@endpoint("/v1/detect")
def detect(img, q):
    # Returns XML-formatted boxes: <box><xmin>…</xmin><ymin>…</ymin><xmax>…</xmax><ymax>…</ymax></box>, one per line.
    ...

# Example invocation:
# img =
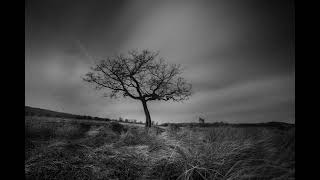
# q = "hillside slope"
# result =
<box><xmin>25</xmin><ymin>106</ymin><xmax>108</xmax><ymax>120</ymax></box>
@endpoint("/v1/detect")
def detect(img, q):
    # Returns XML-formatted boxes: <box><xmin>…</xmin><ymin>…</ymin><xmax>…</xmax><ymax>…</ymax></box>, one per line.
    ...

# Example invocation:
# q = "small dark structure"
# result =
<box><xmin>199</xmin><ymin>117</ymin><xmax>205</xmax><ymax>124</ymax></box>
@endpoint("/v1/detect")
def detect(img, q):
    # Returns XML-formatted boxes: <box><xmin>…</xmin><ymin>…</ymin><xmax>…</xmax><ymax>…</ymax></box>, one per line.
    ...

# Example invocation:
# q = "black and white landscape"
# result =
<box><xmin>25</xmin><ymin>0</ymin><xmax>295</xmax><ymax>179</ymax></box>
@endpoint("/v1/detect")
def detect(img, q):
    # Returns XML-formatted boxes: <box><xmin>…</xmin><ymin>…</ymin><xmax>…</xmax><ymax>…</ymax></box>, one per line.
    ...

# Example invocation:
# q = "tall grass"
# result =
<box><xmin>25</xmin><ymin>118</ymin><xmax>92</xmax><ymax>140</ymax></box>
<box><xmin>155</xmin><ymin>126</ymin><xmax>295</xmax><ymax>180</ymax></box>
<box><xmin>25</xmin><ymin>118</ymin><xmax>295</xmax><ymax>180</ymax></box>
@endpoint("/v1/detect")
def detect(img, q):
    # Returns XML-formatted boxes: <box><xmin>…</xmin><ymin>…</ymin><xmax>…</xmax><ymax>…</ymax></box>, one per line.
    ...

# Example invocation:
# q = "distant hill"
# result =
<box><xmin>161</xmin><ymin>121</ymin><xmax>295</xmax><ymax>130</ymax></box>
<box><xmin>26</xmin><ymin>106</ymin><xmax>294</xmax><ymax>130</ymax></box>
<box><xmin>25</xmin><ymin>106</ymin><xmax>110</xmax><ymax>121</ymax></box>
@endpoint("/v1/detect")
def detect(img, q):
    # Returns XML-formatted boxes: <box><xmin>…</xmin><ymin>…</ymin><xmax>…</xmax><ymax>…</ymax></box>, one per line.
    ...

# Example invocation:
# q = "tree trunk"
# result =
<box><xmin>141</xmin><ymin>100</ymin><xmax>152</xmax><ymax>127</ymax></box>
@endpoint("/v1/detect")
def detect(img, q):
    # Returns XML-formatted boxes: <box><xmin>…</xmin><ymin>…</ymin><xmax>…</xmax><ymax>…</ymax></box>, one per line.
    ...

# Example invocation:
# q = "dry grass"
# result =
<box><xmin>25</xmin><ymin>117</ymin><xmax>295</xmax><ymax>180</ymax></box>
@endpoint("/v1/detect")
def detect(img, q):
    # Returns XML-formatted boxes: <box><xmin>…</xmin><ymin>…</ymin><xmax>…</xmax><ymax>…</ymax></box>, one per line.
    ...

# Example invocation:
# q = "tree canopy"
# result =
<box><xmin>83</xmin><ymin>49</ymin><xmax>192</xmax><ymax>127</ymax></box>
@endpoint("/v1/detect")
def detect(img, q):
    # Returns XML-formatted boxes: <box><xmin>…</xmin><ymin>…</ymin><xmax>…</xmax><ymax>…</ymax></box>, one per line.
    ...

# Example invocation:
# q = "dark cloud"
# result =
<box><xmin>25</xmin><ymin>0</ymin><xmax>295</xmax><ymax>123</ymax></box>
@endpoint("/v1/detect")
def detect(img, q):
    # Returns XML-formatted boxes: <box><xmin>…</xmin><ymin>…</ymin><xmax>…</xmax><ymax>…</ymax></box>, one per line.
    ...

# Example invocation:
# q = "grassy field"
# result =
<box><xmin>25</xmin><ymin>116</ymin><xmax>295</xmax><ymax>180</ymax></box>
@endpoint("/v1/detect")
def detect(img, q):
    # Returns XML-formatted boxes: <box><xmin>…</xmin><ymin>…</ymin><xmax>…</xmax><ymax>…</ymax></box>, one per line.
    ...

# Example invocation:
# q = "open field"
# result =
<box><xmin>25</xmin><ymin>116</ymin><xmax>295</xmax><ymax>180</ymax></box>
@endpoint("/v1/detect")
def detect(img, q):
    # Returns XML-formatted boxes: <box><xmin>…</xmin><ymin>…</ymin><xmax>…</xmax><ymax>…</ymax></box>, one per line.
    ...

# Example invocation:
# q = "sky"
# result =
<box><xmin>25</xmin><ymin>0</ymin><xmax>295</xmax><ymax>124</ymax></box>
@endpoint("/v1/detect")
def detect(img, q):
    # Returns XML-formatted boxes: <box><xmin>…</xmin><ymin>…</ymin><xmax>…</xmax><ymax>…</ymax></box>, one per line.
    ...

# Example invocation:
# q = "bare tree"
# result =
<box><xmin>83</xmin><ymin>50</ymin><xmax>192</xmax><ymax>127</ymax></box>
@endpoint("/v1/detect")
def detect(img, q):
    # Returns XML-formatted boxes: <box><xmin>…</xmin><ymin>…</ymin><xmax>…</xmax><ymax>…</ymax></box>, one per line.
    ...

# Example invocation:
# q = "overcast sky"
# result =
<box><xmin>25</xmin><ymin>0</ymin><xmax>295</xmax><ymax>124</ymax></box>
